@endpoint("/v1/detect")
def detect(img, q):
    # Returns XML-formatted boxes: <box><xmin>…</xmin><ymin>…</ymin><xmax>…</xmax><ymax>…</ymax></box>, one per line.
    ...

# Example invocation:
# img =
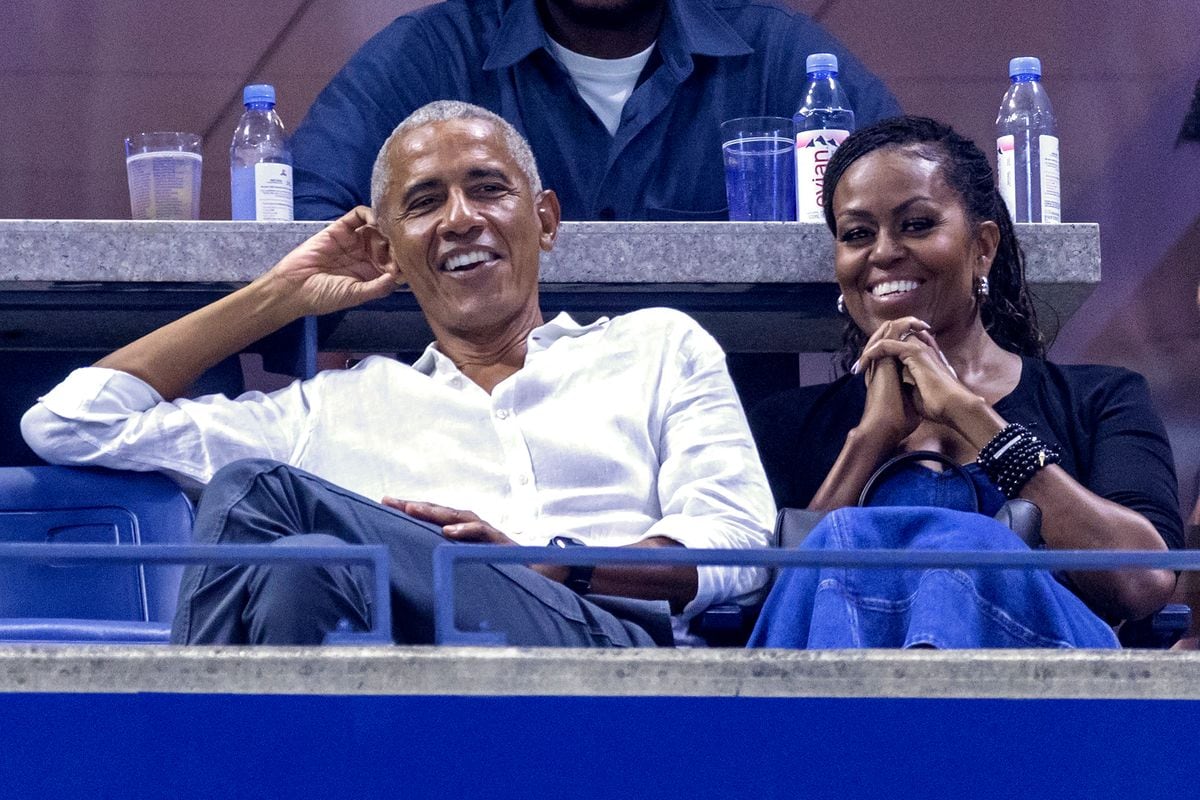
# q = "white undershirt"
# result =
<box><xmin>547</xmin><ymin>38</ymin><xmax>655</xmax><ymax>136</ymax></box>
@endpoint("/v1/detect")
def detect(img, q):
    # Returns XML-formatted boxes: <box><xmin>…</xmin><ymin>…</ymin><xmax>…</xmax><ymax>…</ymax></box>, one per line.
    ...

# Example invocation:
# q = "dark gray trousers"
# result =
<box><xmin>169</xmin><ymin>459</ymin><xmax>667</xmax><ymax>647</ymax></box>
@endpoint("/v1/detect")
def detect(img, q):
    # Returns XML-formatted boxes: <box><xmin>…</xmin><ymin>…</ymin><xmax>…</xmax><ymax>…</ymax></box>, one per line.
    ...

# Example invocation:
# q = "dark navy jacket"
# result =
<box><xmin>291</xmin><ymin>0</ymin><xmax>901</xmax><ymax>221</ymax></box>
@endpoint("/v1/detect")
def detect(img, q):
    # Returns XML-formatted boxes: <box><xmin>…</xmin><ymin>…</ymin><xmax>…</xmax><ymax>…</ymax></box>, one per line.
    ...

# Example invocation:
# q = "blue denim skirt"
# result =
<box><xmin>748</xmin><ymin>463</ymin><xmax>1119</xmax><ymax>649</ymax></box>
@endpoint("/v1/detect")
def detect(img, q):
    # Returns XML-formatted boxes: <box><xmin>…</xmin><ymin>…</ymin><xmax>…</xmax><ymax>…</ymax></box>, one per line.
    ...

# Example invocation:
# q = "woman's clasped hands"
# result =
<box><xmin>852</xmin><ymin>316</ymin><xmax>979</xmax><ymax>446</ymax></box>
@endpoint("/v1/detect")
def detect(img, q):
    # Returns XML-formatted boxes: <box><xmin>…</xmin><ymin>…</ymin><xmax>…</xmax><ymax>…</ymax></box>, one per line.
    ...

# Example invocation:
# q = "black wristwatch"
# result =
<box><xmin>549</xmin><ymin>536</ymin><xmax>594</xmax><ymax>595</ymax></box>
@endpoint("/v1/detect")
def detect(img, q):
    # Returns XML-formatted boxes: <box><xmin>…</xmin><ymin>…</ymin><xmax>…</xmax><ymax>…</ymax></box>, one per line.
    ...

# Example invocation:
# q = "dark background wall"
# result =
<box><xmin>3</xmin><ymin>0</ymin><xmax>1199</xmax><ymax>501</ymax></box>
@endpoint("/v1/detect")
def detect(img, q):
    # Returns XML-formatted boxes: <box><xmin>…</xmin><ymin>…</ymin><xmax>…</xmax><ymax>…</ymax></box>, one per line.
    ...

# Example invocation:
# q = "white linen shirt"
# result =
<box><xmin>22</xmin><ymin>309</ymin><xmax>775</xmax><ymax>631</ymax></box>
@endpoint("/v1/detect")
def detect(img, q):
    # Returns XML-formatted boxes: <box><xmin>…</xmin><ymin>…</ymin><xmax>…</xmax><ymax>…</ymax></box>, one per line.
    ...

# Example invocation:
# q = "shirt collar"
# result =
<box><xmin>483</xmin><ymin>0</ymin><xmax>750</xmax><ymax>72</ymax></box>
<box><xmin>483</xmin><ymin>0</ymin><xmax>553</xmax><ymax>71</ymax></box>
<box><xmin>528</xmin><ymin>311</ymin><xmax>608</xmax><ymax>353</ymax></box>
<box><xmin>411</xmin><ymin>312</ymin><xmax>608</xmax><ymax>378</ymax></box>
<box><xmin>666</xmin><ymin>0</ymin><xmax>752</xmax><ymax>58</ymax></box>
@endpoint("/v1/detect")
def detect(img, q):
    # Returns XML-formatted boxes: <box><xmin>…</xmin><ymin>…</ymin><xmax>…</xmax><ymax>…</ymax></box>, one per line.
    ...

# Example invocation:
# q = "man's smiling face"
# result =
<box><xmin>376</xmin><ymin>117</ymin><xmax>559</xmax><ymax>342</ymax></box>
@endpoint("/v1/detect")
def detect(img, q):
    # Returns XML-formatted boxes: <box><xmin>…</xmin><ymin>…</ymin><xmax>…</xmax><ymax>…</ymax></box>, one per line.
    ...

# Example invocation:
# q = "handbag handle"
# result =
<box><xmin>857</xmin><ymin>450</ymin><xmax>980</xmax><ymax>513</ymax></box>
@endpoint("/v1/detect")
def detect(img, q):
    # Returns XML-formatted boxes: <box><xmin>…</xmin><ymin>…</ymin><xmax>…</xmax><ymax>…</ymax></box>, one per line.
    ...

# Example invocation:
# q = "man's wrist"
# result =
<box><xmin>549</xmin><ymin>536</ymin><xmax>594</xmax><ymax>594</ymax></box>
<box><xmin>249</xmin><ymin>271</ymin><xmax>310</xmax><ymax>326</ymax></box>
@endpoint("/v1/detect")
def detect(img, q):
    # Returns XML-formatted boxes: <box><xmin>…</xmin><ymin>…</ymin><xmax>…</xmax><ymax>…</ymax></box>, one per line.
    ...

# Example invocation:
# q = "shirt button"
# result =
<box><xmin>495</xmin><ymin>409</ymin><xmax>509</xmax><ymax>420</ymax></box>
<box><xmin>518</xmin><ymin>475</ymin><xmax>530</xmax><ymax>486</ymax></box>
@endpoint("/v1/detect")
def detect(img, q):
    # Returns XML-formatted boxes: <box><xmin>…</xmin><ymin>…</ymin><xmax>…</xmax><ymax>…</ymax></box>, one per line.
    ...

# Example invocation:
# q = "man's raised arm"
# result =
<box><xmin>96</xmin><ymin>207</ymin><xmax>397</xmax><ymax>400</ymax></box>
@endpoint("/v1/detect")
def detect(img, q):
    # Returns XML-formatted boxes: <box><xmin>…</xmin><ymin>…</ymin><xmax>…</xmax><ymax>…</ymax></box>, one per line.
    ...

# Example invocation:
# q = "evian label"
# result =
<box><xmin>996</xmin><ymin>134</ymin><xmax>1016</xmax><ymax>220</ymax></box>
<box><xmin>795</xmin><ymin>129</ymin><xmax>849</xmax><ymax>222</ymax></box>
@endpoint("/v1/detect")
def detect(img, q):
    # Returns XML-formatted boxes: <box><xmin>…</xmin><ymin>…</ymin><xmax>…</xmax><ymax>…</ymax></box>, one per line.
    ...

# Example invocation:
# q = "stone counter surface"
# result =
<box><xmin>0</xmin><ymin>220</ymin><xmax>1099</xmax><ymax>284</ymax></box>
<box><xmin>1</xmin><ymin>646</ymin><xmax>1195</xmax><ymax>700</ymax></box>
<box><xmin>0</xmin><ymin>221</ymin><xmax>1100</xmax><ymax>352</ymax></box>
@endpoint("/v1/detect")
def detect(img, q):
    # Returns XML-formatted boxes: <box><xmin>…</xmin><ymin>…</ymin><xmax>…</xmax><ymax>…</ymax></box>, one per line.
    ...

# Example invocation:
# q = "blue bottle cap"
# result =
<box><xmin>1008</xmin><ymin>57</ymin><xmax>1042</xmax><ymax>79</ymax></box>
<box><xmin>243</xmin><ymin>84</ymin><xmax>276</xmax><ymax>106</ymax></box>
<box><xmin>806</xmin><ymin>53</ymin><xmax>838</xmax><ymax>74</ymax></box>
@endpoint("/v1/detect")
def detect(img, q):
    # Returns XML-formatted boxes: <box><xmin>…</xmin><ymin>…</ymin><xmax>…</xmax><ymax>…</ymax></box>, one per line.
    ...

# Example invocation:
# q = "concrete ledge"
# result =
<box><xmin>2</xmin><ymin>646</ymin><xmax>1198</xmax><ymax>700</ymax></box>
<box><xmin>0</xmin><ymin>221</ymin><xmax>1098</xmax><ymax>284</ymax></box>
<box><xmin>0</xmin><ymin>221</ymin><xmax>1099</xmax><ymax>352</ymax></box>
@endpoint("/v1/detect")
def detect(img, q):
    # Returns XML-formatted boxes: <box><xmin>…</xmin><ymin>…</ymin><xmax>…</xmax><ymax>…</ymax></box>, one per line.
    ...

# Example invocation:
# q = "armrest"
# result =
<box><xmin>1118</xmin><ymin>603</ymin><xmax>1192</xmax><ymax>649</ymax></box>
<box><xmin>0</xmin><ymin>618</ymin><xmax>171</xmax><ymax>644</ymax></box>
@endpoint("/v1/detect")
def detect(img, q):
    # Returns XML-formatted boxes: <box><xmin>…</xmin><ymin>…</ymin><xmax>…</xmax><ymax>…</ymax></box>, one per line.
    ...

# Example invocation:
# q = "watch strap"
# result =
<box><xmin>549</xmin><ymin>536</ymin><xmax>594</xmax><ymax>594</ymax></box>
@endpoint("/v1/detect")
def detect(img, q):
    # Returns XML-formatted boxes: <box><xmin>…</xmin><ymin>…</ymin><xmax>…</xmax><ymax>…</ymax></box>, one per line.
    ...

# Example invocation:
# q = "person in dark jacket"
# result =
<box><xmin>290</xmin><ymin>0</ymin><xmax>900</xmax><ymax>222</ymax></box>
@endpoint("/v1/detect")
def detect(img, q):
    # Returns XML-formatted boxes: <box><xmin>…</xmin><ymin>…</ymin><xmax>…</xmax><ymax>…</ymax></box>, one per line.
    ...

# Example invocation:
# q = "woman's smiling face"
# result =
<box><xmin>831</xmin><ymin>145</ymin><xmax>998</xmax><ymax>339</ymax></box>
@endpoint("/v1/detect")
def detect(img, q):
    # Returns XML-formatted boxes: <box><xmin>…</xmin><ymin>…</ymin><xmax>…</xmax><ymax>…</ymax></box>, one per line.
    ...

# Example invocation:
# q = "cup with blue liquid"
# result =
<box><xmin>721</xmin><ymin>117</ymin><xmax>796</xmax><ymax>221</ymax></box>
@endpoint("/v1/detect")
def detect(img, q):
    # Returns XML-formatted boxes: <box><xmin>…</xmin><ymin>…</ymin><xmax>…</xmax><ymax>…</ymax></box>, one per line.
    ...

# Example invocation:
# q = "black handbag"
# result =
<box><xmin>776</xmin><ymin>450</ymin><xmax>1043</xmax><ymax>549</ymax></box>
<box><xmin>860</xmin><ymin>450</ymin><xmax>1043</xmax><ymax>547</ymax></box>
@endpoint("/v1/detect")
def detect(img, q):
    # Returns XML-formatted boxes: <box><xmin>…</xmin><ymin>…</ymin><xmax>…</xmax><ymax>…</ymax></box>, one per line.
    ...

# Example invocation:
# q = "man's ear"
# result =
<box><xmin>362</xmin><ymin>217</ymin><xmax>405</xmax><ymax>286</ymax></box>
<box><xmin>535</xmin><ymin>189</ymin><xmax>562</xmax><ymax>252</ymax></box>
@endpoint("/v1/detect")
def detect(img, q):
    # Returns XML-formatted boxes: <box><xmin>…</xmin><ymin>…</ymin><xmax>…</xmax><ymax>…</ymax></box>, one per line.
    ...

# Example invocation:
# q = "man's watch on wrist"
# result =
<box><xmin>549</xmin><ymin>536</ymin><xmax>594</xmax><ymax>595</ymax></box>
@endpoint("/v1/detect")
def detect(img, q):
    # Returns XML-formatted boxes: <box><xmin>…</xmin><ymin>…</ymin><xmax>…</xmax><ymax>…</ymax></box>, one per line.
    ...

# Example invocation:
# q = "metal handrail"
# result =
<box><xmin>6</xmin><ymin>541</ymin><xmax>1193</xmax><ymax>647</ymax></box>
<box><xmin>432</xmin><ymin>544</ymin><xmax>1200</xmax><ymax>645</ymax></box>
<box><xmin>0</xmin><ymin>542</ymin><xmax>392</xmax><ymax>643</ymax></box>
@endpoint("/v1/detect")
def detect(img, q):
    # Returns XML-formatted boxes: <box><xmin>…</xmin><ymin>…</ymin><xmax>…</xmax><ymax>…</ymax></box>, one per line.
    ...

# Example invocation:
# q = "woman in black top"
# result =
<box><xmin>748</xmin><ymin>117</ymin><xmax>1179</xmax><ymax>647</ymax></box>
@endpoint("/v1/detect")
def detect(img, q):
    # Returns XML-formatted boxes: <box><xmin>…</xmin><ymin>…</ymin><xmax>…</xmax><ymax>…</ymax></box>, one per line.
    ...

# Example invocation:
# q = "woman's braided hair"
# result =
<box><xmin>821</xmin><ymin>115</ymin><xmax>1047</xmax><ymax>372</ymax></box>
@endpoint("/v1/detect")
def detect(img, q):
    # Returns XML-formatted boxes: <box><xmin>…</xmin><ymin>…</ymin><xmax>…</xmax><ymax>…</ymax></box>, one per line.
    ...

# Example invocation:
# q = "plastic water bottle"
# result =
<box><xmin>793</xmin><ymin>53</ymin><xmax>855</xmax><ymax>223</ymax></box>
<box><xmin>230</xmin><ymin>84</ymin><xmax>293</xmax><ymax>221</ymax></box>
<box><xmin>995</xmin><ymin>57</ymin><xmax>1060</xmax><ymax>223</ymax></box>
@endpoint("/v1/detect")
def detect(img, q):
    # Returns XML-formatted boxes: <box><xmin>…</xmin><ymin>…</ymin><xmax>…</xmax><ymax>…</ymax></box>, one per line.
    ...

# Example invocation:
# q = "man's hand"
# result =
<box><xmin>92</xmin><ymin>206</ymin><xmax>399</xmax><ymax>400</ymax></box>
<box><xmin>383</xmin><ymin>498</ymin><xmax>580</xmax><ymax>584</ymax></box>
<box><xmin>382</xmin><ymin>498</ymin><xmax>517</xmax><ymax>545</ymax></box>
<box><xmin>382</xmin><ymin>498</ymin><xmax>697</xmax><ymax>607</ymax></box>
<box><xmin>269</xmin><ymin>206</ymin><xmax>399</xmax><ymax>318</ymax></box>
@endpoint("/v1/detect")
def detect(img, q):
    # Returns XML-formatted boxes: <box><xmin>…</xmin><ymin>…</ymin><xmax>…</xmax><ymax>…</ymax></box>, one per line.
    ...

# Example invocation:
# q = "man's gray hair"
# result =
<box><xmin>370</xmin><ymin>100</ymin><xmax>543</xmax><ymax>209</ymax></box>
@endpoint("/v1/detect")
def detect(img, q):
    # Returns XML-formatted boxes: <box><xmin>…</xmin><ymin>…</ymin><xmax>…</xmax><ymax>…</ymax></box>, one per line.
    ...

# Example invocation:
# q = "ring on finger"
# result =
<box><xmin>898</xmin><ymin>329</ymin><xmax>915</xmax><ymax>342</ymax></box>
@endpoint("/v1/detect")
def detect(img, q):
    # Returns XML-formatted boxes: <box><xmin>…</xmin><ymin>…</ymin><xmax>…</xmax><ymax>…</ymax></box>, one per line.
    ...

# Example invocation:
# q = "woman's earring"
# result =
<box><xmin>975</xmin><ymin>276</ymin><xmax>990</xmax><ymax>299</ymax></box>
<box><xmin>836</xmin><ymin>294</ymin><xmax>846</xmax><ymax>314</ymax></box>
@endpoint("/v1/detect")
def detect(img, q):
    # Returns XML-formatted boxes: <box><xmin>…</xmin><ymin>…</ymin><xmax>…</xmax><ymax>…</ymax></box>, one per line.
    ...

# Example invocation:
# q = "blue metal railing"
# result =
<box><xmin>3</xmin><ymin>541</ymin><xmax>1196</xmax><ymax>646</ymax></box>
<box><xmin>0</xmin><ymin>543</ymin><xmax>392</xmax><ymax>644</ymax></box>
<box><xmin>431</xmin><ymin>545</ymin><xmax>1200</xmax><ymax>645</ymax></box>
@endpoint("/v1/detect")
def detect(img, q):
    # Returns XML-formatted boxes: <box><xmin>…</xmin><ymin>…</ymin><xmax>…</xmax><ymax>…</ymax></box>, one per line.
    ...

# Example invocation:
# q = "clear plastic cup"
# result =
<box><xmin>124</xmin><ymin>132</ymin><xmax>203</xmax><ymax>220</ymax></box>
<box><xmin>721</xmin><ymin>117</ymin><xmax>796</xmax><ymax>221</ymax></box>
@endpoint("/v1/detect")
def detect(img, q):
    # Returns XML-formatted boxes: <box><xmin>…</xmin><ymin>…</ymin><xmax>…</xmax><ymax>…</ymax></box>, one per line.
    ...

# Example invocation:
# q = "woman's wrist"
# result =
<box><xmin>943</xmin><ymin>393</ymin><xmax>1006</xmax><ymax>449</ymax></box>
<box><xmin>976</xmin><ymin>422</ymin><xmax>1063</xmax><ymax>499</ymax></box>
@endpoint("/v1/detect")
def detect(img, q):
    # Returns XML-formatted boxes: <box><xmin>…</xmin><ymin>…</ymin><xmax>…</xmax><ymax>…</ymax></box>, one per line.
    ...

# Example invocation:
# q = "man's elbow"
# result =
<box><xmin>20</xmin><ymin>404</ymin><xmax>83</xmax><ymax>465</ymax></box>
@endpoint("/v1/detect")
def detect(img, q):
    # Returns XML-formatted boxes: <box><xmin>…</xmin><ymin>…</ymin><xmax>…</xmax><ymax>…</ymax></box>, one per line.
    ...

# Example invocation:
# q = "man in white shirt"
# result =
<box><xmin>22</xmin><ymin>100</ymin><xmax>774</xmax><ymax>647</ymax></box>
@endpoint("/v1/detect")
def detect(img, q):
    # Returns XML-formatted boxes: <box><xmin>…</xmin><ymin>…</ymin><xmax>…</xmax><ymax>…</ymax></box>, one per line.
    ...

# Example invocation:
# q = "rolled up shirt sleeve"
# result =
<box><xmin>640</xmin><ymin>318</ymin><xmax>776</xmax><ymax>620</ymax></box>
<box><xmin>22</xmin><ymin>367</ymin><xmax>309</xmax><ymax>489</ymax></box>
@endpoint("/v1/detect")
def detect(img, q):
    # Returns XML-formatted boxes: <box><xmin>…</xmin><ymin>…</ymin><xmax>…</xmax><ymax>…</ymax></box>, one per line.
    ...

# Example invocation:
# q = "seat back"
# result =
<box><xmin>0</xmin><ymin>466</ymin><xmax>194</xmax><ymax>626</ymax></box>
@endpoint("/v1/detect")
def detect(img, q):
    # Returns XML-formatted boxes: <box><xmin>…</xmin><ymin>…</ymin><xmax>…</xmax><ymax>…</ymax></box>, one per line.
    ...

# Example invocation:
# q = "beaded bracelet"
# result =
<box><xmin>977</xmin><ymin>422</ymin><xmax>1030</xmax><ymax>465</ymax></box>
<box><xmin>977</xmin><ymin>423</ymin><xmax>1062</xmax><ymax>499</ymax></box>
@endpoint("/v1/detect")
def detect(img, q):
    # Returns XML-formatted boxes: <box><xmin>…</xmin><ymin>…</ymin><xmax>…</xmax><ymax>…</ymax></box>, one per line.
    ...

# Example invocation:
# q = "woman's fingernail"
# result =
<box><xmin>851</xmin><ymin>361</ymin><xmax>860</xmax><ymax>375</ymax></box>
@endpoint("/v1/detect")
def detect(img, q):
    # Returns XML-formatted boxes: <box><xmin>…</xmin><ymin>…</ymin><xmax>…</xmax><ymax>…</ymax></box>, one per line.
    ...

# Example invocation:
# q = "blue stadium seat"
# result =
<box><xmin>0</xmin><ymin>465</ymin><xmax>194</xmax><ymax>643</ymax></box>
